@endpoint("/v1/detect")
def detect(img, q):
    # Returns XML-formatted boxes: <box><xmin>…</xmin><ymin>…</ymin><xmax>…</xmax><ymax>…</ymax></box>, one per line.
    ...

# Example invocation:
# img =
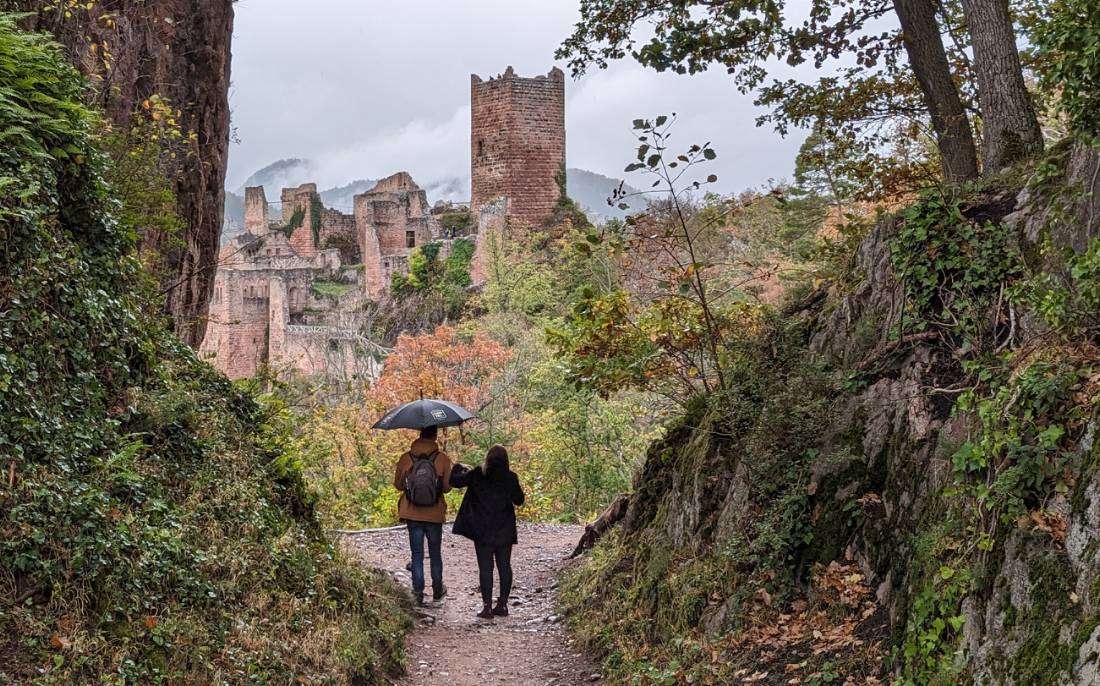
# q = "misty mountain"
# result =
<box><xmin>236</xmin><ymin>158</ymin><xmax>315</xmax><ymax>194</ymax></box>
<box><xmin>223</xmin><ymin>160</ymin><xmax>647</xmax><ymax>243</ymax></box>
<box><xmin>319</xmin><ymin>179</ymin><xmax>378</xmax><ymax>211</ymax></box>
<box><xmin>565</xmin><ymin>168</ymin><xmax>645</xmax><ymax>221</ymax></box>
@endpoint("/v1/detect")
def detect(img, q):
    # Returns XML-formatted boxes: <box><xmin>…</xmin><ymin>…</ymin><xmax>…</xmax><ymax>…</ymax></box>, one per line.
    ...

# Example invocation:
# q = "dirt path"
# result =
<box><xmin>344</xmin><ymin>522</ymin><xmax>604</xmax><ymax>686</ymax></box>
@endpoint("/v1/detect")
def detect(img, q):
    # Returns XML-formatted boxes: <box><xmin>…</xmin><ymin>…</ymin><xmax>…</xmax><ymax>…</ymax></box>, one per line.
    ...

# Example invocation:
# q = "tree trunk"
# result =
<box><xmin>892</xmin><ymin>0</ymin><xmax>980</xmax><ymax>183</ymax></box>
<box><xmin>960</xmin><ymin>0</ymin><xmax>1043</xmax><ymax>172</ymax></box>
<box><xmin>18</xmin><ymin>1</ymin><xmax>234</xmax><ymax>348</ymax></box>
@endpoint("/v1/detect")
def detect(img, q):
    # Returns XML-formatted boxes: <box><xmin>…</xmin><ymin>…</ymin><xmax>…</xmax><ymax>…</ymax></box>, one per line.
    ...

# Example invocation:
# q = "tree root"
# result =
<box><xmin>569</xmin><ymin>493</ymin><xmax>630</xmax><ymax>559</ymax></box>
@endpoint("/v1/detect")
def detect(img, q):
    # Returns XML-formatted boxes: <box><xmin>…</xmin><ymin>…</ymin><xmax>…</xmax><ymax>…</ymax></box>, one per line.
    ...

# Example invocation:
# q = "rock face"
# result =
<box><xmin>17</xmin><ymin>0</ymin><xmax>234</xmax><ymax>348</ymax></box>
<box><xmin>576</xmin><ymin>141</ymin><xmax>1100</xmax><ymax>683</ymax></box>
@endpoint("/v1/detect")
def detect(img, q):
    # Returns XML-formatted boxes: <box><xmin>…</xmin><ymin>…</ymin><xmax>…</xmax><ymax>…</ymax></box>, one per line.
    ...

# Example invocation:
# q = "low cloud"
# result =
<box><xmin>226</xmin><ymin>0</ymin><xmax>809</xmax><ymax>199</ymax></box>
<box><xmin>310</xmin><ymin>106</ymin><xmax>471</xmax><ymax>198</ymax></box>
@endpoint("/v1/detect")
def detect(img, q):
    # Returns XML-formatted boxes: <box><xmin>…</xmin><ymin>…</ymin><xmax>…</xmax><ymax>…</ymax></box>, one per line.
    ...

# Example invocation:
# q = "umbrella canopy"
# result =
<box><xmin>372</xmin><ymin>398</ymin><xmax>476</xmax><ymax>430</ymax></box>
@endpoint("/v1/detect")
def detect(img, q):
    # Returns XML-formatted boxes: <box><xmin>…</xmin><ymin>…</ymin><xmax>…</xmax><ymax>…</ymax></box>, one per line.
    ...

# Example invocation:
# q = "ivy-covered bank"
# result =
<box><xmin>0</xmin><ymin>17</ymin><xmax>409</xmax><ymax>684</ymax></box>
<box><xmin>560</xmin><ymin>142</ymin><xmax>1100</xmax><ymax>685</ymax></box>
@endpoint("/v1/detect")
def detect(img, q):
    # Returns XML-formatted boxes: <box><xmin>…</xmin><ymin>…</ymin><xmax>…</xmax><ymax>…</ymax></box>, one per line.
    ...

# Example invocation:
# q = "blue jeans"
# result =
<box><xmin>406</xmin><ymin>520</ymin><xmax>443</xmax><ymax>598</ymax></box>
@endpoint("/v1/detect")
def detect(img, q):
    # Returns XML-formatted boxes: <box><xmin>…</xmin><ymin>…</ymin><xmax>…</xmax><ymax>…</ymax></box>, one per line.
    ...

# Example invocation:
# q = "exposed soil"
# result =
<box><xmin>344</xmin><ymin>522</ymin><xmax>604</xmax><ymax>686</ymax></box>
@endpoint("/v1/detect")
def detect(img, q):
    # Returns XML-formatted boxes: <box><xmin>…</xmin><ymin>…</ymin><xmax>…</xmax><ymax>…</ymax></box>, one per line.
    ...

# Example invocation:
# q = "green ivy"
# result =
<box><xmin>952</xmin><ymin>358</ymin><xmax>1085</xmax><ymax>525</ymax></box>
<box><xmin>281</xmin><ymin>205</ymin><xmax>305</xmax><ymax>237</ymax></box>
<box><xmin>1018</xmin><ymin>235</ymin><xmax>1100</xmax><ymax>338</ymax></box>
<box><xmin>895</xmin><ymin>563</ymin><xmax>972</xmax><ymax>685</ymax></box>
<box><xmin>310</xmin><ymin>195</ymin><xmax>323</xmax><ymax>247</ymax></box>
<box><xmin>1032</xmin><ymin>0</ymin><xmax>1100</xmax><ymax>137</ymax></box>
<box><xmin>889</xmin><ymin>189</ymin><xmax>1023</xmax><ymax>347</ymax></box>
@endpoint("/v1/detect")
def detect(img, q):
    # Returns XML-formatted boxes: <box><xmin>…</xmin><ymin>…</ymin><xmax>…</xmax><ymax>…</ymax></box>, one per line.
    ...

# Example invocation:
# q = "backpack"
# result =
<box><xmin>405</xmin><ymin>451</ymin><xmax>441</xmax><ymax>507</ymax></box>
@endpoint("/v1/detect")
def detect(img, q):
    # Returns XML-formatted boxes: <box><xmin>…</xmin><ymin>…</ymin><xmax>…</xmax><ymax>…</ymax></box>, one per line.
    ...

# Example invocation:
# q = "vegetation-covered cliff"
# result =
<box><xmin>0</xmin><ymin>16</ymin><xmax>408</xmax><ymax>684</ymax></box>
<box><xmin>560</xmin><ymin>144</ymin><xmax>1100</xmax><ymax>682</ymax></box>
<box><xmin>6</xmin><ymin>0</ymin><xmax>234</xmax><ymax>348</ymax></box>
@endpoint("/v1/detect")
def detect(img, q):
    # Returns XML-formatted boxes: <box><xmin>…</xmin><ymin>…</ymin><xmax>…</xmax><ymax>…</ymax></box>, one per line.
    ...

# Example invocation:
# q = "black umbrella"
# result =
<box><xmin>371</xmin><ymin>398</ymin><xmax>476</xmax><ymax>430</ymax></box>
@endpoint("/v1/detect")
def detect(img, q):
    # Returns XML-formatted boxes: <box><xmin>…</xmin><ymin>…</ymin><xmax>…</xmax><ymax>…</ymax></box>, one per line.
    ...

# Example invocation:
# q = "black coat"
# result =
<box><xmin>450</xmin><ymin>464</ymin><xmax>525</xmax><ymax>548</ymax></box>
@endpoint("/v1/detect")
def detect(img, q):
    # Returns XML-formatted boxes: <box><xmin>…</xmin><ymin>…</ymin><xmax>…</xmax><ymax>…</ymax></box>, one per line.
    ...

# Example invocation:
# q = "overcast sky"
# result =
<box><xmin>226</xmin><ymin>0</ymin><xmax>809</xmax><ymax>197</ymax></box>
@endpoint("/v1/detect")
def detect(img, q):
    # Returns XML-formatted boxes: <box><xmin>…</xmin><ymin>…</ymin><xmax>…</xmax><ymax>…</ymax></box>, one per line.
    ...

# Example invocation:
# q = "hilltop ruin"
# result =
<box><xmin>200</xmin><ymin>67</ymin><xmax>566</xmax><ymax>381</ymax></box>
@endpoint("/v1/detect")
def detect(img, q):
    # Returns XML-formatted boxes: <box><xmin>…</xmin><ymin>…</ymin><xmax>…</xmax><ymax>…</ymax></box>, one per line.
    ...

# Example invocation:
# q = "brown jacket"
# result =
<box><xmin>393</xmin><ymin>438</ymin><xmax>453</xmax><ymax>523</ymax></box>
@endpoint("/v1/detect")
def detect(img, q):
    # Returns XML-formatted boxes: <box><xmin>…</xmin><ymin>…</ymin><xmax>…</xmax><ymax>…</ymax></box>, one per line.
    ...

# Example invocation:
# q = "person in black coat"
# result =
<box><xmin>450</xmin><ymin>445</ymin><xmax>525</xmax><ymax>619</ymax></box>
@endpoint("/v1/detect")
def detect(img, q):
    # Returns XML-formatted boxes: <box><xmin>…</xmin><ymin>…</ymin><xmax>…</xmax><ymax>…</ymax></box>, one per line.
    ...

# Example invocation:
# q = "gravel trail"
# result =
<box><xmin>344</xmin><ymin>522</ymin><xmax>604</xmax><ymax>686</ymax></box>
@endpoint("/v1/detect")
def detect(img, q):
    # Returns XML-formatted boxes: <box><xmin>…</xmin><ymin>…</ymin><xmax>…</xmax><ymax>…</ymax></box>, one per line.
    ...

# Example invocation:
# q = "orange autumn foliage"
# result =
<box><xmin>366</xmin><ymin>324</ymin><xmax>511</xmax><ymax>416</ymax></box>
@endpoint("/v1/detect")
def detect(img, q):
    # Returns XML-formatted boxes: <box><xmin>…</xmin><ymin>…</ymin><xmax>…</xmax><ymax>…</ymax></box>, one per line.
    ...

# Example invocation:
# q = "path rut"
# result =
<box><xmin>345</xmin><ymin>522</ymin><xmax>604</xmax><ymax>686</ymax></box>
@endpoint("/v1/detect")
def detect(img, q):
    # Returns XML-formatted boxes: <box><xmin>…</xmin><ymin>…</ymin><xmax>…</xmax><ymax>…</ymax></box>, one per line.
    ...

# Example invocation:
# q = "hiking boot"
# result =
<box><xmin>415</xmin><ymin>593</ymin><xmax>425</xmax><ymax>607</ymax></box>
<box><xmin>432</xmin><ymin>584</ymin><xmax>448</xmax><ymax>602</ymax></box>
<box><xmin>476</xmin><ymin>603</ymin><xmax>494</xmax><ymax>619</ymax></box>
<box><xmin>492</xmin><ymin>598</ymin><xmax>509</xmax><ymax>617</ymax></box>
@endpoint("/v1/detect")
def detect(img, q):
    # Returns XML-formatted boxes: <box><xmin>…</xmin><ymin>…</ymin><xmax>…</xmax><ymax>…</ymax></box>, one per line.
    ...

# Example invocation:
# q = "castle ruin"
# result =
<box><xmin>202</xmin><ymin>67</ymin><xmax>567</xmax><ymax>381</ymax></box>
<box><xmin>471</xmin><ymin>66</ymin><xmax>566</xmax><ymax>229</ymax></box>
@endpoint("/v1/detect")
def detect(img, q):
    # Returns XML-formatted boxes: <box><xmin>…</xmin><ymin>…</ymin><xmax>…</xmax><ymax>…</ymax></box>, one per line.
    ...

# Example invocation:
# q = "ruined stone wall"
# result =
<box><xmin>282</xmin><ymin>184</ymin><xmax>321</xmax><ymax>259</ymax></box>
<box><xmin>199</xmin><ymin>250</ymin><xmax>352</xmax><ymax>379</ymax></box>
<box><xmin>199</xmin><ymin>269</ymin><xmax>271</xmax><ymax>379</ymax></box>
<box><xmin>272</xmin><ymin>183</ymin><xmax>358</xmax><ymax>261</ymax></box>
<box><xmin>470</xmin><ymin>197</ymin><xmax>509</xmax><ymax>286</ymax></box>
<box><xmin>355</xmin><ymin>172</ymin><xmax>437</xmax><ymax>298</ymax></box>
<box><xmin>244</xmin><ymin>186</ymin><xmax>269</xmax><ymax>236</ymax></box>
<box><xmin>274</xmin><ymin>327</ymin><xmax>381</xmax><ymax>384</ymax></box>
<box><xmin>318</xmin><ymin>208</ymin><xmax>360</xmax><ymax>263</ymax></box>
<box><xmin>471</xmin><ymin>66</ymin><xmax>565</xmax><ymax>231</ymax></box>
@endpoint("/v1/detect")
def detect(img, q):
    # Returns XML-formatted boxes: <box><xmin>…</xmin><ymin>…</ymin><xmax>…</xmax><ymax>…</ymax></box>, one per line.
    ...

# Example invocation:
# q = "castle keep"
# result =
<box><xmin>471</xmin><ymin>66</ymin><xmax>566</xmax><ymax>229</ymax></box>
<box><xmin>202</xmin><ymin>67</ymin><xmax>566</xmax><ymax>381</ymax></box>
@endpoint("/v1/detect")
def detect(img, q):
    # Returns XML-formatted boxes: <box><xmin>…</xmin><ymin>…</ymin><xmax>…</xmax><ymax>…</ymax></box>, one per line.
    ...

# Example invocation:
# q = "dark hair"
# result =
<box><xmin>420</xmin><ymin>426</ymin><xmax>438</xmax><ymax>440</ymax></box>
<box><xmin>484</xmin><ymin>445</ymin><xmax>509</xmax><ymax>476</ymax></box>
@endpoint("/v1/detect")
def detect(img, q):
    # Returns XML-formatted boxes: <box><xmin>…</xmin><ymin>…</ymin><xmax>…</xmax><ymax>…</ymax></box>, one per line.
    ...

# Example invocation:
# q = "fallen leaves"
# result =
<box><xmin>1027</xmin><ymin>509</ymin><xmax>1068</xmax><ymax>546</ymax></box>
<box><xmin>718</xmin><ymin>561</ymin><xmax>886</xmax><ymax>684</ymax></box>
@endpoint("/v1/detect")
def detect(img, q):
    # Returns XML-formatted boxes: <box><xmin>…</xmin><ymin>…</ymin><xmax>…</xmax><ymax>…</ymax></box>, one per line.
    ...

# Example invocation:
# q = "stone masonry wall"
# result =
<box><xmin>283</xmin><ymin>183</ymin><xmax>321</xmax><ymax>258</ymax></box>
<box><xmin>199</xmin><ymin>268</ymin><xmax>271</xmax><ymax>379</ymax></box>
<box><xmin>471</xmin><ymin>66</ymin><xmax>565</xmax><ymax>231</ymax></box>
<box><xmin>199</xmin><ymin>253</ymin><xmax>351</xmax><ymax>379</ymax></box>
<box><xmin>354</xmin><ymin>172</ymin><xmax>437</xmax><ymax>298</ymax></box>
<box><xmin>244</xmin><ymin>186</ymin><xmax>269</xmax><ymax>236</ymax></box>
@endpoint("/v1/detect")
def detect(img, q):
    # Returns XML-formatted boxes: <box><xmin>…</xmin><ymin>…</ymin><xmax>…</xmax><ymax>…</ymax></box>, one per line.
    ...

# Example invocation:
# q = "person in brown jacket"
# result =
<box><xmin>393</xmin><ymin>425</ymin><xmax>453</xmax><ymax>605</ymax></box>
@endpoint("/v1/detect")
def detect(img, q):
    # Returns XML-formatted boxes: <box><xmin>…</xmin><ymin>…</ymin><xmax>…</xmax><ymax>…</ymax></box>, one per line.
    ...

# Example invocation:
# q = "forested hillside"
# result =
<box><xmin>0</xmin><ymin>16</ymin><xmax>408</xmax><ymax>684</ymax></box>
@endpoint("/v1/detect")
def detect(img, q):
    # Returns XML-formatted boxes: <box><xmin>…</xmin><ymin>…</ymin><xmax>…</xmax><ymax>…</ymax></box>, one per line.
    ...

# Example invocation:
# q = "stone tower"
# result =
<box><xmin>244</xmin><ymin>186</ymin><xmax>269</xmax><ymax>236</ymax></box>
<box><xmin>470</xmin><ymin>66</ymin><xmax>566</xmax><ymax>229</ymax></box>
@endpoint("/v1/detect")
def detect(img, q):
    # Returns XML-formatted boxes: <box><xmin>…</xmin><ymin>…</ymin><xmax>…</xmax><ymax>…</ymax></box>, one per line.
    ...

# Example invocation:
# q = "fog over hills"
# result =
<box><xmin>222</xmin><ymin>160</ymin><xmax>644</xmax><ymax>243</ymax></box>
